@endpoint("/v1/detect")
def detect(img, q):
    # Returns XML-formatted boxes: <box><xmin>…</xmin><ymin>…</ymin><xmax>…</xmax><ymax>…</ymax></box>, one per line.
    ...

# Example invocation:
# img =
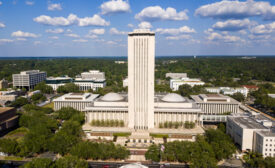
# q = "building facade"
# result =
<box><xmin>46</xmin><ymin>76</ymin><xmax>73</xmax><ymax>91</ymax></box>
<box><xmin>53</xmin><ymin>93</ymin><xmax>99</xmax><ymax>111</ymax></box>
<box><xmin>227</xmin><ymin>114</ymin><xmax>275</xmax><ymax>157</ymax></box>
<box><xmin>12</xmin><ymin>70</ymin><xmax>47</xmax><ymax>90</ymax></box>
<box><xmin>0</xmin><ymin>107</ymin><xmax>18</xmax><ymax>133</ymax></box>
<box><xmin>166</xmin><ymin>73</ymin><xmax>187</xmax><ymax>79</ymax></box>
<box><xmin>0</xmin><ymin>79</ymin><xmax>9</xmax><ymax>90</ymax></box>
<box><xmin>170</xmin><ymin>78</ymin><xmax>205</xmax><ymax>91</ymax></box>
<box><xmin>128</xmin><ymin>29</ymin><xmax>155</xmax><ymax>130</ymax></box>
<box><xmin>205</xmin><ymin>87</ymin><xmax>248</xmax><ymax>97</ymax></box>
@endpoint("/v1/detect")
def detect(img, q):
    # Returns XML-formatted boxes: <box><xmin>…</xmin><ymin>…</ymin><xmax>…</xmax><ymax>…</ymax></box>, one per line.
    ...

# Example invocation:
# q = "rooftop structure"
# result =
<box><xmin>81</xmin><ymin>70</ymin><xmax>105</xmax><ymax>80</ymax></box>
<box><xmin>74</xmin><ymin>70</ymin><xmax>106</xmax><ymax>91</ymax></box>
<box><xmin>12</xmin><ymin>70</ymin><xmax>47</xmax><ymax>90</ymax></box>
<box><xmin>166</xmin><ymin>73</ymin><xmax>187</xmax><ymax>79</ymax></box>
<box><xmin>268</xmin><ymin>94</ymin><xmax>275</xmax><ymax>99</ymax></box>
<box><xmin>46</xmin><ymin>76</ymin><xmax>73</xmax><ymax>91</ymax></box>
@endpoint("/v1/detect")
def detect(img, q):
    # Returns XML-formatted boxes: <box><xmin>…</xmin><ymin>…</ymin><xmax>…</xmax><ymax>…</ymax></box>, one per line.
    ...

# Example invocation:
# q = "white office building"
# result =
<box><xmin>227</xmin><ymin>114</ymin><xmax>275</xmax><ymax>157</ymax></box>
<box><xmin>123</xmin><ymin>77</ymin><xmax>128</xmax><ymax>87</ymax></box>
<box><xmin>81</xmin><ymin>70</ymin><xmax>105</xmax><ymax>80</ymax></box>
<box><xmin>74</xmin><ymin>70</ymin><xmax>106</xmax><ymax>91</ymax></box>
<box><xmin>53</xmin><ymin>93</ymin><xmax>99</xmax><ymax>111</ymax></box>
<box><xmin>205</xmin><ymin>87</ymin><xmax>248</xmax><ymax>97</ymax></box>
<box><xmin>12</xmin><ymin>70</ymin><xmax>47</xmax><ymax>90</ymax></box>
<box><xmin>170</xmin><ymin>78</ymin><xmax>205</xmax><ymax>91</ymax></box>
<box><xmin>46</xmin><ymin>76</ymin><xmax>73</xmax><ymax>91</ymax></box>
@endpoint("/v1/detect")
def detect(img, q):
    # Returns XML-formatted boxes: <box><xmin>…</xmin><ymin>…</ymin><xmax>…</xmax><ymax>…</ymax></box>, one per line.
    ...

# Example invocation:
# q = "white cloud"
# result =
<box><xmin>16</xmin><ymin>38</ymin><xmax>27</xmax><ymax>41</ymax></box>
<box><xmin>45</xmin><ymin>28</ymin><xmax>64</xmax><ymax>34</ymax></box>
<box><xmin>109</xmin><ymin>28</ymin><xmax>127</xmax><ymax>35</ymax></box>
<box><xmin>195</xmin><ymin>0</ymin><xmax>275</xmax><ymax>20</ymax></box>
<box><xmin>166</xmin><ymin>35</ymin><xmax>191</xmax><ymax>40</ymax></box>
<box><xmin>250</xmin><ymin>22</ymin><xmax>275</xmax><ymax>35</ymax></box>
<box><xmin>100</xmin><ymin>0</ymin><xmax>130</xmax><ymax>15</ymax></box>
<box><xmin>0</xmin><ymin>39</ymin><xmax>13</xmax><ymax>44</ymax></box>
<box><xmin>127</xmin><ymin>24</ymin><xmax>134</xmax><ymax>28</ymax></box>
<box><xmin>89</xmin><ymin>29</ymin><xmax>105</xmax><ymax>35</ymax></box>
<box><xmin>11</xmin><ymin>31</ymin><xmax>39</xmax><ymax>38</ymax></box>
<box><xmin>138</xmin><ymin>21</ymin><xmax>152</xmax><ymax>29</ymax></box>
<box><xmin>49</xmin><ymin>36</ymin><xmax>59</xmax><ymax>40</ymax></box>
<box><xmin>156</xmin><ymin>26</ymin><xmax>196</xmax><ymax>36</ymax></box>
<box><xmin>66</xmin><ymin>29</ymin><xmax>72</xmax><ymax>33</ymax></box>
<box><xmin>0</xmin><ymin>1</ymin><xmax>2</xmax><ymax>6</ymax></box>
<box><xmin>135</xmin><ymin>6</ymin><xmax>188</xmax><ymax>22</ymax></box>
<box><xmin>65</xmin><ymin>33</ymin><xmax>79</xmax><ymax>38</ymax></box>
<box><xmin>34</xmin><ymin>14</ymin><xmax>110</xmax><ymax>27</ymax></box>
<box><xmin>106</xmin><ymin>40</ymin><xmax>117</xmax><ymax>45</ymax></box>
<box><xmin>212</xmin><ymin>19</ymin><xmax>253</xmax><ymax>31</ymax></box>
<box><xmin>25</xmin><ymin>1</ymin><xmax>34</xmax><ymax>6</ymax></box>
<box><xmin>85</xmin><ymin>34</ymin><xmax>98</xmax><ymax>39</ymax></box>
<box><xmin>207</xmin><ymin>32</ymin><xmax>244</xmax><ymax>43</ymax></box>
<box><xmin>48</xmin><ymin>3</ymin><xmax>62</xmax><ymax>11</ymax></box>
<box><xmin>73</xmin><ymin>39</ymin><xmax>88</xmax><ymax>43</ymax></box>
<box><xmin>0</xmin><ymin>22</ymin><xmax>5</xmax><ymax>28</ymax></box>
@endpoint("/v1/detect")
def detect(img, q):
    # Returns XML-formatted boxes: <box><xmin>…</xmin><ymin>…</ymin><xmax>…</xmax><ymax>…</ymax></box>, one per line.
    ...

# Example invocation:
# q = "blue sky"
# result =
<box><xmin>1</xmin><ymin>0</ymin><xmax>275</xmax><ymax>56</ymax></box>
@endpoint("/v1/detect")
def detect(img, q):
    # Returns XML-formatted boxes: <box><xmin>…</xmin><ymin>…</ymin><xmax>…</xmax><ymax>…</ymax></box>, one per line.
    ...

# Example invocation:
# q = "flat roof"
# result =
<box><xmin>256</xmin><ymin>129</ymin><xmax>275</xmax><ymax>137</ymax></box>
<box><xmin>0</xmin><ymin>107</ymin><xmax>15</xmax><ymax>114</ymax></box>
<box><xmin>190</xmin><ymin>94</ymin><xmax>240</xmax><ymax>104</ymax></box>
<box><xmin>233</xmin><ymin>117</ymin><xmax>267</xmax><ymax>129</ymax></box>
<box><xmin>53</xmin><ymin>93</ymin><xmax>99</xmax><ymax>102</ymax></box>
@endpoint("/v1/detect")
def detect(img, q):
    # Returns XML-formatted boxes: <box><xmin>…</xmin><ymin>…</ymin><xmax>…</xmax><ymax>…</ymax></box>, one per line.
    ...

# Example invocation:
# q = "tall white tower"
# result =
<box><xmin>128</xmin><ymin>29</ymin><xmax>155</xmax><ymax>130</ymax></box>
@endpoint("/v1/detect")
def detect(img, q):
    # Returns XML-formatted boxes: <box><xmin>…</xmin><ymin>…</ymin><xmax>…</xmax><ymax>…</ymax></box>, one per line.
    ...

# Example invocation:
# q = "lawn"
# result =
<box><xmin>42</xmin><ymin>102</ymin><xmax>54</xmax><ymax>109</ymax></box>
<box><xmin>4</xmin><ymin>127</ymin><xmax>29</xmax><ymax>141</ymax></box>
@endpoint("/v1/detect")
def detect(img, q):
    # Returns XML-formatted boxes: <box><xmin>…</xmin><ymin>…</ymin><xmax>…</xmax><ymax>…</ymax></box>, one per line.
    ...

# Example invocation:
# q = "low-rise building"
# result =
<box><xmin>74</xmin><ymin>70</ymin><xmax>106</xmax><ymax>91</ymax></box>
<box><xmin>12</xmin><ymin>70</ymin><xmax>47</xmax><ymax>90</ymax></box>
<box><xmin>205</xmin><ymin>87</ymin><xmax>248</xmax><ymax>97</ymax></box>
<box><xmin>170</xmin><ymin>78</ymin><xmax>205</xmax><ymax>91</ymax></box>
<box><xmin>81</xmin><ymin>70</ymin><xmax>105</xmax><ymax>80</ymax></box>
<box><xmin>227</xmin><ymin>113</ymin><xmax>275</xmax><ymax>157</ymax></box>
<box><xmin>0</xmin><ymin>79</ymin><xmax>9</xmax><ymax>90</ymax></box>
<box><xmin>166</xmin><ymin>73</ymin><xmax>187</xmax><ymax>79</ymax></box>
<box><xmin>115</xmin><ymin>61</ymin><xmax>126</xmax><ymax>64</ymax></box>
<box><xmin>53</xmin><ymin>93</ymin><xmax>99</xmax><ymax>111</ymax></box>
<box><xmin>0</xmin><ymin>90</ymin><xmax>17</xmax><ymax>102</ymax></box>
<box><xmin>0</xmin><ymin>107</ymin><xmax>18</xmax><ymax>133</ymax></box>
<box><xmin>242</xmin><ymin>85</ymin><xmax>259</xmax><ymax>92</ymax></box>
<box><xmin>268</xmin><ymin>94</ymin><xmax>275</xmax><ymax>99</ymax></box>
<box><xmin>46</xmin><ymin>76</ymin><xmax>73</xmax><ymax>91</ymax></box>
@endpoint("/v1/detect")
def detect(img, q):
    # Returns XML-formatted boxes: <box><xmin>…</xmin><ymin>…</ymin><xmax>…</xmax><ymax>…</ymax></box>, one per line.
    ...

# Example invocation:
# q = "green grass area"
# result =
<box><xmin>4</xmin><ymin>156</ymin><xmax>24</xmax><ymax>161</ymax></box>
<box><xmin>4</xmin><ymin>127</ymin><xmax>29</xmax><ymax>141</ymax></box>
<box><xmin>113</xmin><ymin>132</ymin><xmax>131</xmax><ymax>137</ymax></box>
<box><xmin>42</xmin><ymin>102</ymin><xmax>54</xmax><ymax>109</ymax></box>
<box><xmin>150</xmin><ymin>133</ymin><xmax>169</xmax><ymax>138</ymax></box>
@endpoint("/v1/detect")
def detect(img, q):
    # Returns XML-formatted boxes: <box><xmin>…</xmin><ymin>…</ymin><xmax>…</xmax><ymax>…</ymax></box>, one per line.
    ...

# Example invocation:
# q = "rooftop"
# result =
<box><xmin>0</xmin><ymin>107</ymin><xmax>15</xmax><ymax>114</ymax></box>
<box><xmin>191</xmin><ymin>94</ymin><xmax>240</xmax><ymax>104</ymax></box>
<box><xmin>53</xmin><ymin>93</ymin><xmax>99</xmax><ymax>102</ymax></box>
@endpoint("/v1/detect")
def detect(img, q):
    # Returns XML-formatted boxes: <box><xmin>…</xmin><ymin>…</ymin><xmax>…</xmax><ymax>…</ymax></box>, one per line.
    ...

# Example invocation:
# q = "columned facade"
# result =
<box><xmin>128</xmin><ymin>29</ymin><xmax>155</xmax><ymax>130</ymax></box>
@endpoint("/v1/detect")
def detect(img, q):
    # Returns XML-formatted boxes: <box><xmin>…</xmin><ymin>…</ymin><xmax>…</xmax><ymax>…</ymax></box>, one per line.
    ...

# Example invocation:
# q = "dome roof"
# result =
<box><xmin>161</xmin><ymin>93</ymin><xmax>185</xmax><ymax>102</ymax></box>
<box><xmin>101</xmin><ymin>92</ymin><xmax>124</xmax><ymax>102</ymax></box>
<box><xmin>120</xmin><ymin>163</ymin><xmax>148</xmax><ymax>168</ymax></box>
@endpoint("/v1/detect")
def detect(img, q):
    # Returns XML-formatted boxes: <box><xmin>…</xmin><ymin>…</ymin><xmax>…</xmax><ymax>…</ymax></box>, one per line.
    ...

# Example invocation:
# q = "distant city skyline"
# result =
<box><xmin>1</xmin><ymin>0</ymin><xmax>275</xmax><ymax>56</ymax></box>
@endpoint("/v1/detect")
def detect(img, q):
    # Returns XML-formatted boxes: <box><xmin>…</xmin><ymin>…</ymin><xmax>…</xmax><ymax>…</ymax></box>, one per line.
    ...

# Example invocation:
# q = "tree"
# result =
<box><xmin>23</xmin><ymin>158</ymin><xmax>54</xmax><ymax>168</ymax></box>
<box><xmin>31</xmin><ymin>93</ymin><xmax>46</xmax><ymax>104</ymax></box>
<box><xmin>11</xmin><ymin>97</ymin><xmax>29</xmax><ymax>108</ymax></box>
<box><xmin>145</xmin><ymin>144</ymin><xmax>160</xmax><ymax>162</ymax></box>
<box><xmin>0</xmin><ymin>138</ymin><xmax>19</xmax><ymax>155</ymax></box>
<box><xmin>57</xmin><ymin>83</ymin><xmax>80</xmax><ymax>94</ymax></box>
<box><xmin>55</xmin><ymin>156</ymin><xmax>88</xmax><ymax>168</ymax></box>
<box><xmin>34</xmin><ymin>82</ymin><xmax>54</xmax><ymax>94</ymax></box>
<box><xmin>231</xmin><ymin>92</ymin><xmax>245</xmax><ymax>102</ymax></box>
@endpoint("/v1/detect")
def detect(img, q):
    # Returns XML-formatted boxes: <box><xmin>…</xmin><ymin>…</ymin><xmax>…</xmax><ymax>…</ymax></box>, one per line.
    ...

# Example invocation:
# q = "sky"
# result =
<box><xmin>1</xmin><ymin>0</ymin><xmax>275</xmax><ymax>56</ymax></box>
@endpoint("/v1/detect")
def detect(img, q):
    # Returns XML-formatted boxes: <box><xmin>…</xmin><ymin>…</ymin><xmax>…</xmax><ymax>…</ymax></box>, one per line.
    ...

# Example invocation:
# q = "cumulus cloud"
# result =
<box><xmin>25</xmin><ymin>1</ymin><xmax>34</xmax><ymax>6</ymax></box>
<box><xmin>0</xmin><ymin>22</ymin><xmax>5</xmax><ymax>28</ymax></box>
<box><xmin>212</xmin><ymin>19</ymin><xmax>253</xmax><ymax>31</ymax></box>
<box><xmin>65</xmin><ymin>33</ymin><xmax>79</xmax><ymax>38</ymax></box>
<box><xmin>45</xmin><ymin>28</ymin><xmax>64</xmax><ymax>34</ymax></box>
<box><xmin>89</xmin><ymin>28</ymin><xmax>105</xmax><ymax>35</ymax></box>
<box><xmin>100</xmin><ymin>0</ymin><xmax>130</xmax><ymax>15</ymax></box>
<box><xmin>16</xmin><ymin>38</ymin><xmax>27</xmax><ymax>41</ymax></box>
<box><xmin>48</xmin><ymin>3</ymin><xmax>62</xmax><ymax>11</ymax></box>
<box><xmin>85</xmin><ymin>34</ymin><xmax>98</xmax><ymax>39</ymax></box>
<box><xmin>135</xmin><ymin>6</ymin><xmax>188</xmax><ymax>22</ymax></box>
<box><xmin>73</xmin><ymin>39</ymin><xmax>88</xmax><ymax>43</ymax></box>
<box><xmin>156</xmin><ymin>26</ymin><xmax>196</xmax><ymax>36</ymax></box>
<box><xmin>106</xmin><ymin>40</ymin><xmax>117</xmax><ymax>45</ymax></box>
<box><xmin>206</xmin><ymin>32</ymin><xmax>244</xmax><ymax>43</ymax></box>
<box><xmin>33</xmin><ymin>14</ymin><xmax>110</xmax><ymax>27</ymax></box>
<box><xmin>127</xmin><ymin>24</ymin><xmax>134</xmax><ymax>28</ymax></box>
<box><xmin>195</xmin><ymin>0</ymin><xmax>275</xmax><ymax>20</ymax></box>
<box><xmin>138</xmin><ymin>21</ymin><xmax>152</xmax><ymax>29</ymax></box>
<box><xmin>0</xmin><ymin>1</ymin><xmax>2</xmax><ymax>6</ymax></box>
<box><xmin>250</xmin><ymin>22</ymin><xmax>275</xmax><ymax>35</ymax></box>
<box><xmin>11</xmin><ymin>31</ymin><xmax>39</xmax><ymax>38</ymax></box>
<box><xmin>109</xmin><ymin>28</ymin><xmax>127</xmax><ymax>35</ymax></box>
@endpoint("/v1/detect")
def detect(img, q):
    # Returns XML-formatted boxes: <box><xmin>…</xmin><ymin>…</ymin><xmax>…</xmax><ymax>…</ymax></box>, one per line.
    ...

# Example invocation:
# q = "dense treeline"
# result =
<box><xmin>243</xmin><ymin>152</ymin><xmax>275</xmax><ymax>168</ymax></box>
<box><xmin>145</xmin><ymin>126</ymin><xmax>236</xmax><ymax>167</ymax></box>
<box><xmin>0</xmin><ymin>57</ymin><xmax>275</xmax><ymax>89</ymax></box>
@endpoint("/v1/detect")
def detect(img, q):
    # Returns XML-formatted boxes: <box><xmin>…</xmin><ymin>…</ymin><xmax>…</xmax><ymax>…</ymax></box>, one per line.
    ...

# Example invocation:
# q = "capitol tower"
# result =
<box><xmin>128</xmin><ymin>29</ymin><xmax>155</xmax><ymax>130</ymax></box>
